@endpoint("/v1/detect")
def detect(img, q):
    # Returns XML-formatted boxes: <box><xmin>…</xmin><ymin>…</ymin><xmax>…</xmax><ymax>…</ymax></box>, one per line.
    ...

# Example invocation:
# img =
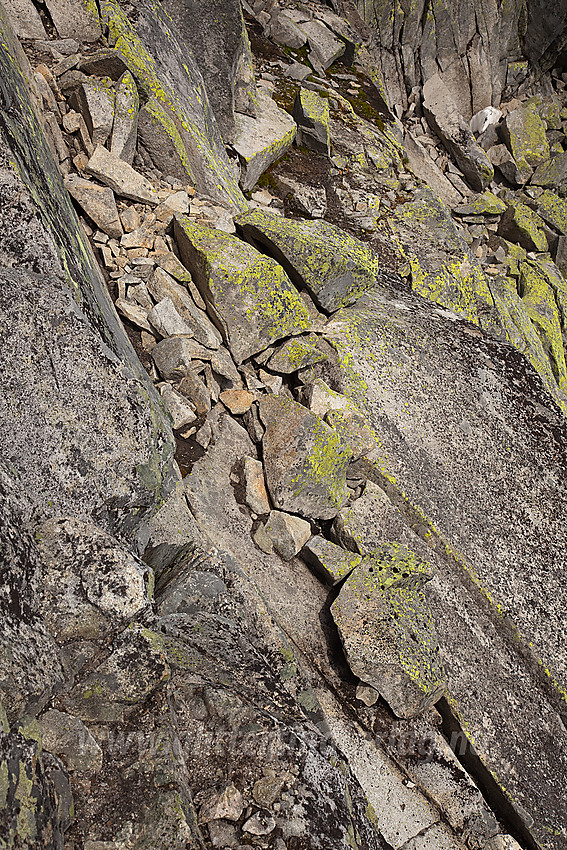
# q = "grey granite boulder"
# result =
<box><xmin>422</xmin><ymin>75</ymin><xmax>493</xmax><ymax>192</ymax></box>
<box><xmin>259</xmin><ymin>395</ymin><xmax>352</xmax><ymax>520</ymax></box>
<box><xmin>235</xmin><ymin>207</ymin><xmax>382</xmax><ymax>312</ymax></box>
<box><xmin>501</xmin><ymin>102</ymin><xmax>550</xmax><ymax>174</ymax></box>
<box><xmin>174</xmin><ymin>216</ymin><xmax>311</xmax><ymax>363</ymax></box>
<box><xmin>293</xmin><ymin>87</ymin><xmax>331</xmax><ymax>155</ymax></box>
<box><xmin>233</xmin><ymin>90</ymin><xmax>297</xmax><ymax>191</ymax></box>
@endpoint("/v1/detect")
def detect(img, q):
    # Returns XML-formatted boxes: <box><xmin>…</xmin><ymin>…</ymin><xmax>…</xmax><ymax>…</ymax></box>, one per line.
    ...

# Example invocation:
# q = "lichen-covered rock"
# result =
<box><xmin>453</xmin><ymin>191</ymin><xmax>506</xmax><ymax>217</ymax></box>
<box><xmin>519</xmin><ymin>259</ymin><xmax>567</xmax><ymax>392</ymax></box>
<box><xmin>0</xmin><ymin>707</ymin><xmax>73</xmax><ymax>849</ymax></box>
<box><xmin>531</xmin><ymin>150</ymin><xmax>567</xmax><ymax>187</ymax></box>
<box><xmin>301</xmin><ymin>535</ymin><xmax>361</xmax><ymax>584</ymax></box>
<box><xmin>110</xmin><ymin>70</ymin><xmax>139</xmax><ymax>163</ymax></box>
<box><xmin>502</xmin><ymin>102</ymin><xmax>550</xmax><ymax>173</ymax></box>
<box><xmin>332</xmin><ymin>479</ymin><xmax>394</xmax><ymax>554</ymax></box>
<box><xmin>267</xmin><ymin>334</ymin><xmax>326</xmax><ymax>373</ymax></box>
<box><xmin>331</xmin><ymin>545</ymin><xmax>445</xmax><ymax>718</ymax></box>
<box><xmin>497</xmin><ymin>203</ymin><xmax>548</xmax><ymax>252</ymax></box>
<box><xmin>422</xmin><ymin>75</ymin><xmax>493</xmax><ymax>192</ymax></box>
<box><xmin>536</xmin><ymin>190</ymin><xmax>567</xmax><ymax>237</ymax></box>
<box><xmin>233</xmin><ymin>90</ymin><xmax>296</xmax><ymax>191</ymax></box>
<box><xmin>259</xmin><ymin>395</ymin><xmax>352</xmax><ymax>520</ymax></box>
<box><xmin>174</xmin><ymin>216</ymin><xmax>311</xmax><ymax>363</ymax></box>
<box><xmin>37</xmin><ymin>709</ymin><xmax>103</xmax><ymax>774</ymax></box>
<box><xmin>137</xmin><ymin>96</ymin><xmax>194</xmax><ymax>183</ymax></box>
<box><xmin>235</xmin><ymin>207</ymin><xmax>382</xmax><ymax>312</ymax></box>
<box><xmin>293</xmin><ymin>87</ymin><xmax>331</xmax><ymax>155</ymax></box>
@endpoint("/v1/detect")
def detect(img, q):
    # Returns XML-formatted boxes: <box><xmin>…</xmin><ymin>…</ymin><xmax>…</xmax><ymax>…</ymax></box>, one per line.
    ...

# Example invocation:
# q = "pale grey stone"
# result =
<box><xmin>159</xmin><ymin>383</ymin><xmax>197</xmax><ymax>430</ymax></box>
<box><xmin>86</xmin><ymin>145</ymin><xmax>159</xmax><ymax>205</ymax></box>
<box><xmin>69</xmin><ymin>80</ymin><xmax>115</xmax><ymax>147</ymax></box>
<box><xmin>262</xmin><ymin>510</ymin><xmax>311</xmax><ymax>560</ymax></box>
<box><xmin>302</xmin><ymin>535</ymin><xmax>361</xmax><ymax>585</ymax></box>
<box><xmin>110</xmin><ymin>71</ymin><xmax>139</xmax><ymax>165</ymax></box>
<box><xmin>148</xmin><ymin>296</ymin><xmax>197</xmax><ymax>338</ymax></box>
<box><xmin>44</xmin><ymin>0</ymin><xmax>101</xmax><ymax>41</ymax></box>
<box><xmin>64</xmin><ymin>174</ymin><xmax>123</xmax><ymax>240</ymax></box>
<box><xmin>147</xmin><ymin>266</ymin><xmax>222</xmax><ymax>349</ymax></box>
<box><xmin>233</xmin><ymin>90</ymin><xmax>297</xmax><ymax>191</ymax></box>
<box><xmin>37</xmin><ymin>710</ymin><xmax>103</xmax><ymax>774</ymax></box>
<box><xmin>299</xmin><ymin>19</ymin><xmax>345</xmax><ymax>73</ymax></box>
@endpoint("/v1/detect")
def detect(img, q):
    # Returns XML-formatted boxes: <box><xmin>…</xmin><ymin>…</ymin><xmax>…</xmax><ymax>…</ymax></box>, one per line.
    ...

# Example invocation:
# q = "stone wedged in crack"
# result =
<box><xmin>233</xmin><ymin>89</ymin><xmax>297</xmax><ymax>191</ymax></box>
<box><xmin>301</xmin><ymin>535</ymin><xmax>361</xmax><ymax>585</ymax></box>
<box><xmin>331</xmin><ymin>544</ymin><xmax>445</xmax><ymax>718</ymax></box>
<box><xmin>235</xmin><ymin>207</ymin><xmax>382</xmax><ymax>313</ymax></box>
<box><xmin>68</xmin><ymin>77</ymin><xmax>115</xmax><ymax>147</ymax></box>
<box><xmin>44</xmin><ymin>0</ymin><xmax>101</xmax><ymax>41</ymax></box>
<box><xmin>422</xmin><ymin>75</ymin><xmax>493</xmax><ymax>192</ymax></box>
<box><xmin>37</xmin><ymin>709</ymin><xmax>103</xmax><ymax>774</ymax></box>
<box><xmin>261</xmin><ymin>509</ymin><xmax>311</xmax><ymax>560</ymax></box>
<box><xmin>110</xmin><ymin>70</ymin><xmax>139</xmax><ymax>164</ymax></box>
<box><xmin>293</xmin><ymin>86</ymin><xmax>331</xmax><ymax>155</ymax></box>
<box><xmin>497</xmin><ymin>203</ymin><xmax>548</xmax><ymax>252</ymax></box>
<box><xmin>86</xmin><ymin>144</ymin><xmax>159</xmax><ymax>204</ymax></box>
<box><xmin>174</xmin><ymin>215</ymin><xmax>311</xmax><ymax>363</ymax></box>
<box><xmin>64</xmin><ymin>173</ymin><xmax>123</xmax><ymax>239</ymax></box>
<box><xmin>501</xmin><ymin>102</ymin><xmax>550</xmax><ymax>173</ymax></box>
<box><xmin>259</xmin><ymin>394</ymin><xmax>352</xmax><ymax>520</ymax></box>
<box><xmin>531</xmin><ymin>150</ymin><xmax>567</xmax><ymax>188</ymax></box>
<box><xmin>535</xmin><ymin>190</ymin><xmax>567</xmax><ymax>237</ymax></box>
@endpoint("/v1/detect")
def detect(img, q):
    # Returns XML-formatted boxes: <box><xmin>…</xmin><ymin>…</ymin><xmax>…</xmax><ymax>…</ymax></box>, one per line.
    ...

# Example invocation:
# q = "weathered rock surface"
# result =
<box><xmin>233</xmin><ymin>90</ymin><xmax>296</xmax><ymax>191</ymax></box>
<box><xmin>293</xmin><ymin>86</ymin><xmax>331</xmax><ymax>155</ymax></box>
<box><xmin>174</xmin><ymin>215</ymin><xmax>311</xmax><ymax>362</ymax></box>
<box><xmin>64</xmin><ymin>173</ymin><xmax>123</xmax><ymax>239</ymax></box>
<box><xmin>236</xmin><ymin>207</ymin><xmax>382</xmax><ymax>312</ymax></box>
<box><xmin>86</xmin><ymin>144</ymin><xmax>159</xmax><ymax>204</ymax></box>
<box><xmin>259</xmin><ymin>394</ymin><xmax>352</xmax><ymax>520</ymax></box>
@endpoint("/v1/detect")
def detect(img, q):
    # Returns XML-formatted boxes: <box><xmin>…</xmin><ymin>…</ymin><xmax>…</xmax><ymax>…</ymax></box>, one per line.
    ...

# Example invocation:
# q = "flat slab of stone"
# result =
<box><xmin>44</xmin><ymin>0</ymin><xmax>101</xmax><ymax>41</ymax></box>
<box><xmin>267</xmin><ymin>335</ymin><xmax>326</xmax><ymax>373</ymax></box>
<box><xmin>331</xmin><ymin>545</ymin><xmax>445</xmax><ymax>718</ymax></box>
<box><xmin>423</xmin><ymin>75</ymin><xmax>493</xmax><ymax>192</ymax></box>
<box><xmin>64</xmin><ymin>174</ymin><xmax>123</xmax><ymax>240</ymax></box>
<box><xmin>502</xmin><ymin>102</ymin><xmax>550</xmax><ymax>171</ymax></box>
<box><xmin>235</xmin><ymin>207</ymin><xmax>382</xmax><ymax>313</ymax></box>
<box><xmin>86</xmin><ymin>145</ymin><xmax>159</xmax><ymax>205</ymax></box>
<box><xmin>535</xmin><ymin>190</ymin><xmax>567</xmax><ymax>236</ymax></box>
<box><xmin>531</xmin><ymin>150</ymin><xmax>567</xmax><ymax>187</ymax></box>
<box><xmin>2</xmin><ymin>0</ymin><xmax>46</xmax><ymax>38</ymax></box>
<box><xmin>299</xmin><ymin>19</ymin><xmax>345</xmax><ymax>72</ymax></box>
<box><xmin>111</xmin><ymin>71</ymin><xmax>139</xmax><ymax>164</ymax></box>
<box><xmin>497</xmin><ymin>203</ymin><xmax>548</xmax><ymax>252</ymax></box>
<box><xmin>174</xmin><ymin>216</ymin><xmax>311</xmax><ymax>363</ymax></box>
<box><xmin>233</xmin><ymin>90</ymin><xmax>296</xmax><ymax>191</ymax></box>
<box><xmin>69</xmin><ymin>79</ymin><xmax>115</xmax><ymax>147</ymax></box>
<box><xmin>259</xmin><ymin>394</ymin><xmax>351</xmax><ymax>520</ymax></box>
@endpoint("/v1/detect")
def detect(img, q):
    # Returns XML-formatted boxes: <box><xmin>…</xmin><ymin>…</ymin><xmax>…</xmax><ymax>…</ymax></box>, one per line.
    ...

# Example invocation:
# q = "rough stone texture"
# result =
<box><xmin>262</xmin><ymin>510</ymin><xmax>312</xmax><ymax>560</ymax></box>
<box><xmin>488</xmin><ymin>143</ymin><xmax>532</xmax><ymax>186</ymax></box>
<box><xmin>174</xmin><ymin>216</ymin><xmax>311</xmax><ymax>363</ymax></box>
<box><xmin>236</xmin><ymin>207</ymin><xmax>382</xmax><ymax>312</ymax></box>
<box><xmin>422</xmin><ymin>75</ymin><xmax>494</xmax><ymax>192</ymax></box>
<box><xmin>331</xmin><ymin>545</ymin><xmax>445</xmax><ymax>718</ymax></box>
<box><xmin>69</xmin><ymin>79</ymin><xmax>115</xmax><ymax>147</ymax></box>
<box><xmin>300</xmin><ymin>19</ymin><xmax>345</xmax><ymax>73</ymax></box>
<box><xmin>497</xmin><ymin>203</ymin><xmax>548</xmax><ymax>252</ymax></box>
<box><xmin>267</xmin><ymin>335</ymin><xmax>326</xmax><ymax>373</ymax></box>
<box><xmin>536</xmin><ymin>190</ymin><xmax>567</xmax><ymax>236</ymax></box>
<box><xmin>158</xmin><ymin>0</ymin><xmax>257</xmax><ymax>143</ymax></box>
<box><xmin>233</xmin><ymin>90</ymin><xmax>297</xmax><ymax>191</ymax></box>
<box><xmin>324</xmin><ymin>287</ymin><xmax>567</xmax><ymax>847</ymax></box>
<box><xmin>502</xmin><ymin>102</ymin><xmax>550</xmax><ymax>173</ymax></box>
<box><xmin>531</xmin><ymin>150</ymin><xmax>567</xmax><ymax>187</ymax></box>
<box><xmin>259</xmin><ymin>395</ymin><xmax>352</xmax><ymax>520</ymax></box>
<box><xmin>2</xmin><ymin>0</ymin><xmax>46</xmax><ymax>38</ymax></box>
<box><xmin>64</xmin><ymin>174</ymin><xmax>123</xmax><ymax>239</ymax></box>
<box><xmin>243</xmin><ymin>456</ymin><xmax>270</xmax><ymax>514</ymax></box>
<box><xmin>293</xmin><ymin>87</ymin><xmax>331</xmax><ymax>155</ymax></box>
<box><xmin>100</xmin><ymin>0</ymin><xmax>247</xmax><ymax>210</ymax></box>
<box><xmin>147</xmin><ymin>266</ymin><xmax>222</xmax><ymax>349</ymax></box>
<box><xmin>37</xmin><ymin>710</ymin><xmax>103</xmax><ymax>774</ymax></box>
<box><xmin>86</xmin><ymin>144</ymin><xmax>159</xmax><ymax>204</ymax></box>
<box><xmin>110</xmin><ymin>70</ymin><xmax>139</xmax><ymax>164</ymax></box>
<box><xmin>301</xmin><ymin>535</ymin><xmax>361</xmax><ymax>584</ymax></box>
<box><xmin>44</xmin><ymin>0</ymin><xmax>101</xmax><ymax>41</ymax></box>
<box><xmin>402</xmin><ymin>130</ymin><xmax>463</xmax><ymax>208</ymax></box>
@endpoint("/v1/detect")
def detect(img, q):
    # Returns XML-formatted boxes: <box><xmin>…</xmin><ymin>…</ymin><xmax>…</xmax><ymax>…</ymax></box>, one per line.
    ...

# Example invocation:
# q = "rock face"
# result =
<box><xmin>3</xmin><ymin>0</ymin><xmax>567</xmax><ymax>848</ymax></box>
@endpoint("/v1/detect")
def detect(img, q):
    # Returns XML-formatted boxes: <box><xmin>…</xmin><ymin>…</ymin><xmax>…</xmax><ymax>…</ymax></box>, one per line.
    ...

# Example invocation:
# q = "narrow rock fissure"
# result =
<box><xmin>436</xmin><ymin>696</ymin><xmax>540</xmax><ymax>850</ymax></box>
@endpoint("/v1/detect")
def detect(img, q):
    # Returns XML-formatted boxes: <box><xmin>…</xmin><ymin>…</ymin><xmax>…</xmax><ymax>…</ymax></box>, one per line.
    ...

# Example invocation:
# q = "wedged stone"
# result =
<box><xmin>488</xmin><ymin>144</ymin><xmax>532</xmax><ymax>186</ymax></box>
<box><xmin>2</xmin><ymin>0</ymin><xmax>46</xmax><ymax>38</ymax></box>
<box><xmin>242</xmin><ymin>810</ymin><xmax>276</xmax><ymax>836</ymax></box>
<box><xmin>174</xmin><ymin>216</ymin><xmax>311</xmax><ymax>363</ymax></box>
<box><xmin>115</xmin><ymin>298</ymin><xmax>152</xmax><ymax>331</ymax></box>
<box><xmin>235</xmin><ymin>207</ymin><xmax>381</xmax><ymax>313</ymax></box>
<box><xmin>293</xmin><ymin>87</ymin><xmax>330</xmax><ymax>156</ymax></box>
<box><xmin>501</xmin><ymin>103</ymin><xmax>550</xmax><ymax>173</ymax></box>
<box><xmin>148</xmin><ymin>296</ymin><xmax>196</xmax><ymax>338</ymax></box>
<box><xmin>276</xmin><ymin>175</ymin><xmax>327</xmax><ymax>218</ymax></box>
<box><xmin>422</xmin><ymin>75</ymin><xmax>493</xmax><ymax>192</ymax></box>
<box><xmin>177</xmin><ymin>371</ymin><xmax>211</xmax><ymax>417</ymax></box>
<box><xmin>531</xmin><ymin>151</ymin><xmax>567</xmax><ymax>187</ymax></box>
<box><xmin>219</xmin><ymin>389</ymin><xmax>254</xmax><ymax>414</ymax></box>
<box><xmin>155</xmin><ymin>252</ymin><xmax>205</xmax><ymax>306</ymax></box>
<box><xmin>325</xmin><ymin>406</ymin><xmax>377</xmax><ymax>461</ymax></box>
<box><xmin>147</xmin><ymin>266</ymin><xmax>221</xmax><ymax>349</ymax></box>
<box><xmin>271</xmin><ymin>10</ymin><xmax>307</xmax><ymax>49</ymax></box>
<box><xmin>497</xmin><ymin>203</ymin><xmax>548</xmax><ymax>252</ymax></box>
<box><xmin>34</xmin><ymin>516</ymin><xmax>151</xmax><ymax>643</ymax></box>
<box><xmin>262</xmin><ymin>510</ymin><xmax>311</xmax><ymax>560</ymax></box>
<box><xmin>299</xmin><ymin>19</ymin><xmax>345</xmax><ymax>72</ymax></box>
<box><xmin>285</xmin><ymin>61</ymin><xmax>312</xmax><ymax>82</ymax></box>
<box><xmin>332</xmin><ymin>479</ymin><xmax>393</xmax><ymax>554</ymax></box>
<box><xmin>402</xmin><ymin>130</ymin><xmax>463</xmax><ymax>208</ymax></box>
<box><xmin>78</xmin><ymin>48</ymin><xmax>129</xmax><ymax>79</ymax></box>
<box><xmin>69</xmin><ymin>79</ymin><xmax>115</xmax><ymax>147</ymax></box>
<box><xmin>259</xmin><ymin>395</ymin><xmax>351</xmax><ymax>520</ymax></box>
<box><xmin>301</xmin><ymin>535</ymin><xmax>361</xmax><ymax>585</ymax></box>
<box><xmin>152</xmin><ymin>336</ymin><xmax>213</xmax><ymax>381</ymax></box>
<box><xmin>453</xmin><ymin>191</ymin><xmax>506</xmax><ymax>217</ymax></box>
<box><xmin>331</xmin><ymin>545</ymin><xmax>445</xmax><ymax>718</ymax></box>
<box><xmin>37</xmin><ymin>710</ymin><xmax>103</xmax><ymax>774</ymax></box>
<box><xmin>44</xmin><ymin>0</ymin><xmax>101</xmax><ymax>41</ymax></box>
<box><xmin>267</xmin><ymin>335</ymin><xmax>326</xmax><ymax>373</ymax></box>
<box><xmin>535</xmin><ymin>190</ymin><xmax>567</xmax><ymax>236</ymax></box>
<box><xmin>233</xmin><ymin>90</ymin><xmax>296</xmax><ymax>191</ymax></box>
<box><xmin>86</xmin><ymin>145</ymin><xmax>159</xmax><ymax>205</ymax></box>
<box><xmin>137</xmin><ymin>97</ymin><xmax>193</xmax><ymax>183</ymax></box>
<box><xmin>64</xmin><ymin>174</ymin><xmax>123</xmax><ymax>240</ymax></box>
<box><xmin>198</xmin><ymin>782</ymin><xmax>244</xmax><ymax>824</ymax></box>
<box><xmin>159</xmin><ymin>383</ymin><xmax>196</xmax><ymax>431</ymax></box>
<box><xmin>111</xmin><ymin>71</ymin><xmax>139</xmax><ymax>164</ymax></box>
<box><xmin>243</xmin><ymin>456</ymin><xmax>270</xmax><ymax>515</ymax></box>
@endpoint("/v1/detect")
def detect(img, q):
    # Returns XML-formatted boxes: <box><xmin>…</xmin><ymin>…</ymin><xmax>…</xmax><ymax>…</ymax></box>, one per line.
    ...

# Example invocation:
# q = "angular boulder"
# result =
<box><xmin>64</xmin><ymin>174</ymin><xmax>123</xmax><ymax>239</ymax></box>
<box><xmin>331</xmin><ymin>545</ymin><xmax>445</xmax><ymax>718</ymax></box>
<box><xmin>293</xmin><ymin>87</ymin><xmax>331</xmax><ymax>156</ymax></box>
<box><xmin>174</xmin><ymin>216</ymin><xmax>311</xmax><ymax>363</ymax></box>
<box><xmin>110</xmin><ymin>70</ymin><xmax>139</xmax><ymax>163</ymax></box>
<box><xmin>233</xmin><ymin>90</ymin><xmax>296</xmax><ymax>191</ymax></box>
<box><xmin>497</xmin><ymin>203</ymin><xmax>548</xmax><ymax>252</ymax></box>
<box><xmin>86</xmin><ymin>144</ymin><xmax>159</xmax><ymax>205</ymax></box>
<box><xmin>259</xmin><ymin>395</ymin><xmax>352</xmax><ymax>520</ymax></box>
<box><xmin>422</xmin><ymin>75</ymin><xmax>493</xmax><ymax>192</ymax></box>
<box><xmin>501</xmin><ymin>102</ymin><xmax>550</xmax><ymax>173</ymax></box>
<box><xmin>235</xmin><ymin>207</ymin><xmax>382</xmax><ymax>313</ymax></box>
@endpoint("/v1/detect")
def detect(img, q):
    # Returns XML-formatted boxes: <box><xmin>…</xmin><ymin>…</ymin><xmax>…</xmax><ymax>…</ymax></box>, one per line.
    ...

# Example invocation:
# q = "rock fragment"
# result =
<box><xmin>293</xmin><ymin>87</ymin><xmax>331</xmax><ymax>155</ymax></box>
<box><xmin>148</xmin><ymin>296</ymin><xmax>196</xmax><ymax>338</ymax></box>
<box><xmin>501</xmin><ymin>103</ymin><xmax>550</xmax><ymax>173</ymax></box>
<box><xmin>260</xmin><ymin>395</ymin><xmax>351</xmax><ymax>520</ymax></box>
<box><xmin>69</xmin><ymin>79</ymin><xmax>115</xmax><ymax>147</ymax></box>
<box><xmin>262</xmin><ymin>510</ymin><xmax>311</xmax><ymax>560</ymax></box>
<box><xmin>243</xmin><ymin>456</ymin><xmax>270</xmax><ymax>514</ymax></box>
<box><xmin>86</xmin><ymin>145</ymin><xmax>159</xmax><ymax>205</ymax></box>
<box><xmin>37</xmin><ymin>710</ymin><xmax>102</xmax><ymax>774</ymax></box>
<box><xmin>44</xmin><ymin>0</ymin><xmax>101</xmax><ymax>42</ymax></box>
<box><xmin>300</xmin><ymin>19</ymin><xmax>345</xmax><ymax>72</ymax></box>
<box><xmin>233</xmin><ymin>90</ymin><xmax>297</xmax><ymax>191</ymax></box>
<box><xmin>497</xmin><ymin>204</ymin><xmax>548</xmax><ymax>252</ymax></box>
<box><xmin>110</xmin><ymin>71</ymin><xmax>139</xmax><ymax>164</ymax></box>
<box><xmin>301</xmin><ymin>535</ymin><xmax>361</xmax><ymax>584</ymax></box>
<box><xmin>64</xmin><ymin>174</ymin><xmax>123</xmax><ymax>240</ymax></box>
<box><xmin>159</xmin><ymin>384</ymin><xmax>197</xmax><ymax>430</ymax></box>
<box><xmin>148</xmin><ymin>266</ymin><xmax>221</xmax><ymax>349</ymax></box>
<box><xmin>267</xmin><ymin>335</ymin><xmax>326</xmax><ymax>373</ymax></box>
<box><xmin>219</xmin><ymin>389</ymin><xmax>254</xmax><ymax>414</ymax></box>
<box><xmin>198</xmin><ymin>783</ymin><xmax>244</xmax><ymax>824</ymax></box>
